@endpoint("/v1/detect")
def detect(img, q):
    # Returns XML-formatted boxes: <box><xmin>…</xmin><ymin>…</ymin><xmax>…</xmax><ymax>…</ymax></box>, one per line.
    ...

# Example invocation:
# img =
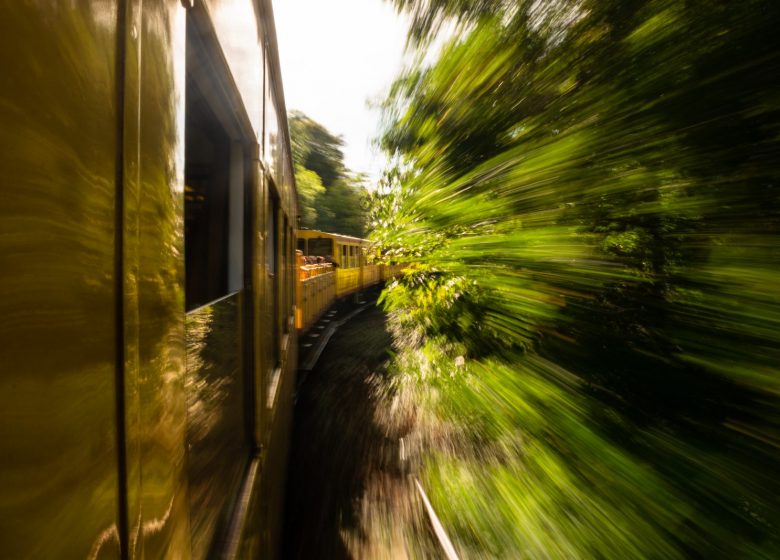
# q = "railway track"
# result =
<box><xmin>283</xmin><ymin>302</ymin><xmax>449</xmax><ymax>558</ymax></box>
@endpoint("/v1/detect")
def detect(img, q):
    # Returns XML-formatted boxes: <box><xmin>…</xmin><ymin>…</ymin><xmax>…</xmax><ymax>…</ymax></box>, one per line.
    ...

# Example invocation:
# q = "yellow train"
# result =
<box><xmin>295</xmin><ymin>229</ymin><xmax>402</xmax><ymax>332</ymax></box>
<box><xmin>0</xmin><ymin>1</ymin><xmax>297</xmax><ymax>558</ymax></box>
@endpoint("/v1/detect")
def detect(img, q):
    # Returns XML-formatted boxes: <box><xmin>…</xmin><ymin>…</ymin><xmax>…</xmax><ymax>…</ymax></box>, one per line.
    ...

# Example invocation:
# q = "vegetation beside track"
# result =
<box><xmin>284</xmin><ymin>304</ymin><xmax>441</xmax><ymax>558</ymax></box>
<box><xmin>369</xmin><ymin>0</ymin><xmax>780</xmax><ymax>557</ymax></box>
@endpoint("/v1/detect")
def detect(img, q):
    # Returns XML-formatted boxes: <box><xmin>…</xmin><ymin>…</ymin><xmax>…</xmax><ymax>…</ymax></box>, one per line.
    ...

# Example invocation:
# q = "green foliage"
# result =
<box><xmin>388</xmin><ymin>0</ymin><xmax>512</xmax><ymax>45</ymax></box>
<box><xmin>381</xmin><ymin>266</ymin><xmax>500</xmax><ymax>356</ymax></box>
<box><xmin>289</xmin><ymin>111</ymin><xmax>369</xmax><ymax>237</ymax></box>
<box><xmin>374</xmin><ymin>0</ymin><xmax>780</xmax><ymax>556</ymax></box>
<box><xmin>289</xmin><ymin>110</ymin><xmax>346</xmax><ymax>187</ymax></box>
<box><xmin>294</xmin><ymin>163</ymin><xmax>326</xmax><ymax>228</ymax></box>
<box><xmin>315</xmin><ymin>176</ymin><xmax>369</xmax><ymax>238</ymax></box>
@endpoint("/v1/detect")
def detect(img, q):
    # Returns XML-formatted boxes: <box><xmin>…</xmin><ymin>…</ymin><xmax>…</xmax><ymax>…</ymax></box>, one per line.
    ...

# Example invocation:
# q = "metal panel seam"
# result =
<box><xmin>114</xmin><ymin>1</ymin><xmax>130</xmax><ymax>558</ymax></box>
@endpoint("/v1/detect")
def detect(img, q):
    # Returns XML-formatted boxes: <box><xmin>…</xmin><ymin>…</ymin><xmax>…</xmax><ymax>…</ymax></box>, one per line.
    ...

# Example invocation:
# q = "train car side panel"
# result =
<box><xmin>0</xmin><ymin>2</ymin><xmax>123</xmax><ymax>557</ymax></box>
<box><xmin>120</xmin><ymin>2</ymin><xmax>192</xmax><ymax>558</ymax></box>
<box><xmin>120</xmin><ymin>0</ymin><xmax>144</xmax><ymax>554</ymax></box>
<box><xmin>336</xmin><ymin>267</ymin><xmax>361</xmax><ymax>298</ymax></box>
<box><xmin>297</xmin><ymin>267</ymin><xmax>336</xmax><ymax>331</ymax></box>
<box><xmin>363</xmin><ymin>263</ymin><xmax>382</xmax><ymax>287</ymax></box>
<box><xmin>136</xmin><ymin>1</ymin><xmax>191</xmax><ymax>556</ymax></box>
<box><xmin>255</xmin><ymin>21</ymin><xmax>300</xmax><ymax>548</ymax></box>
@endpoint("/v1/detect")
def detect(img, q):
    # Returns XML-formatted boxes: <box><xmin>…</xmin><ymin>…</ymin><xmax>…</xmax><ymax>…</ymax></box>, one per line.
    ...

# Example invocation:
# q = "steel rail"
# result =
<box><xmin>414</xmin><ymin>478</ymin><xmax>460</xmax><ymax>560</ymax></box>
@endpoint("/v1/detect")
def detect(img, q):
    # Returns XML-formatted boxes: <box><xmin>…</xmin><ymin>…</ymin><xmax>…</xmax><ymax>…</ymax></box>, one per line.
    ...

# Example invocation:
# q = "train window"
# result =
<box><xmin>184</xmin><ymin>70</ymin><xmax>244</xmax><ymax>310</ymax></box>
<box><xmin>184</xmin><ymin>14</ymin><xmax>253</xmax><ymax>558</ymax></box>
<box><xmin>308</xmin><ymin>237</ymin><xmax>332</xmax><ymax>257</ymax></box>
<box><xmin>267</xmin><ymin>200</ymin><xmax>276</xmax><ymax>276</ymax></box>
<box><xmin>268</xmin><ymin>191</ymin><xmax>280</xmax><ymax>366</ymax></box>
<box><xmin>297</xmin><ymin>238</ymin><xmax>306</xmax><ymax>253</ymax></box>
<box><xmin>282</xmin><ymin>215</ymin><xmax>290</xmax><ymax>334</ymax></box>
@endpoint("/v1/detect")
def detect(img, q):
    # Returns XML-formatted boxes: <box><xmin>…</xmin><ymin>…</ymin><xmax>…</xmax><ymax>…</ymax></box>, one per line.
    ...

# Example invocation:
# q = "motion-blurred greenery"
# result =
<box><xmin>372</xmin><ymin>0</ymin><xmax>780</xmax><ymax>557</ymax></box>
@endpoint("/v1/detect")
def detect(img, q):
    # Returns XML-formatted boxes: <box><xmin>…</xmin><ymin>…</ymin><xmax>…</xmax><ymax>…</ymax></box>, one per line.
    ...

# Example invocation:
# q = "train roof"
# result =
<box><xmin>297</xmin><ymin>228</ymin><xmax>370</xmax><ymax>244</ymax></box>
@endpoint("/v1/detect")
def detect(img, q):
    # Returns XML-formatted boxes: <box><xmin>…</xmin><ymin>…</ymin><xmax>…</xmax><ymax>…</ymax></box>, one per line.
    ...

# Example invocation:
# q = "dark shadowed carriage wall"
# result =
<box><xmin>0</xmin><ymin>1</ymin><xmax>298</xmax><ymax>558</ymax></box>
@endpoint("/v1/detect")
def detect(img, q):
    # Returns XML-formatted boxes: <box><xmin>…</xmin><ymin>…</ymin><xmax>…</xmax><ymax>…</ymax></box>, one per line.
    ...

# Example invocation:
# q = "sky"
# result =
<box><xmin>273</xmin><ymin>0</ymin><xmax>411</xmax><ymax>183</ymax></box>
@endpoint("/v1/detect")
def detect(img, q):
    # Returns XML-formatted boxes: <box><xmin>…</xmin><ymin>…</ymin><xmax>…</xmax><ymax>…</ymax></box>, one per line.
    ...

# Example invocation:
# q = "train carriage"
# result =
<box><xmin>297</xmin><ymin>229</ymin><xmax>365</xmax><ymax>298</ymax></box>
<box><xmin>295</xmin><ymin>229</ymin><xmax>389</xmax><ymax>331</ymax></box>
<box><xmin>0</xmin><ymin>1</ymin><xmax>297</xmax><ymax>558</ymax></box>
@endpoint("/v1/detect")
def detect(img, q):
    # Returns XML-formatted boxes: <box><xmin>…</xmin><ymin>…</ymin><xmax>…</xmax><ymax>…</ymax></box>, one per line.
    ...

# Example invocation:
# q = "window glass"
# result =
<box><xmin>308</xmin><ymin>237</ymin><xmax>333</xmax><ymax>258</ymax></box>
<box><xmin>185</xmin><ymin>69</ymin><xmax>244</xmax><ymax>310</ymax></box>
<box><xmin>268</xmin><ymin>192</ymin><xmax>280</xmax><ymax>367</ymax></box>
<box><xmin>282</xmin><ymin>216</ymin><xmax>290</xmax><ymax>332</ymax></box>
<box><xmin>183</xmin><ymin>17</ymin><xmax>250</xmax><ymax>558</ymax></box>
